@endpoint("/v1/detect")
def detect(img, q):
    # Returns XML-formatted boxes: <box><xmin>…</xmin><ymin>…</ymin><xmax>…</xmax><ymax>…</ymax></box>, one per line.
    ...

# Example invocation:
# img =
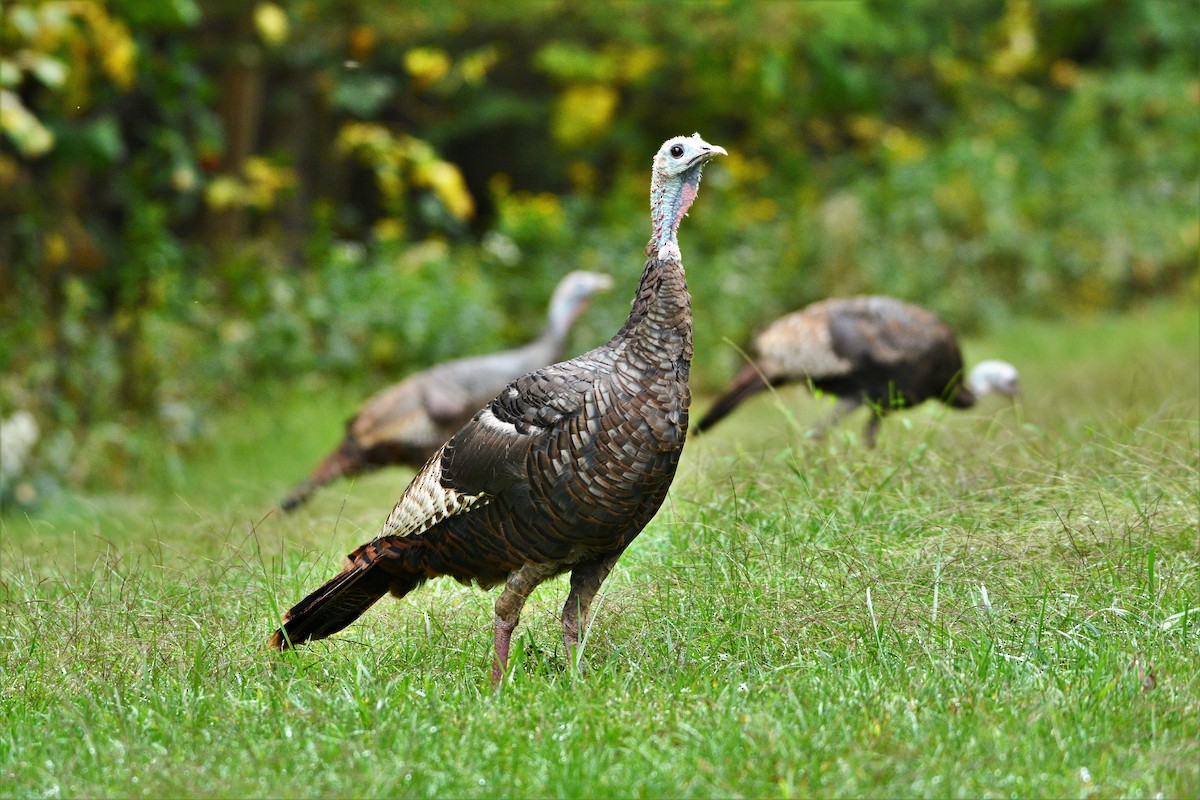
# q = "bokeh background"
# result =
<box><xmin>1</xmin><ymin>0</ymin><xmax>1197</xmax><ymax>509</ymax></box>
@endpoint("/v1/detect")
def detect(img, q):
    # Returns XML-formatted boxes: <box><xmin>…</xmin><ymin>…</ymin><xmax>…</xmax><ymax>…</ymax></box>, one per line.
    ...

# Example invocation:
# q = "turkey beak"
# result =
<box><xmin>693</xmin><ymin>143</ymin><xmax>727</xmax><ymax>166</ymax></box>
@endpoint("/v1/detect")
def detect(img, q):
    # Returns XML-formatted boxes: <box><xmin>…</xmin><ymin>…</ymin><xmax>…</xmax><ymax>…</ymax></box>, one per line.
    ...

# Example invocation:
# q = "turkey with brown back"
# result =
<box><xmin>269</xmin><ymin>134</ymin><xmax>726</xmax><ymax>683</ymax></box>
<box><xmin>696</xmin><ymin>296</ymin><xmax>1019</xmax><ymax>447</ymax></box>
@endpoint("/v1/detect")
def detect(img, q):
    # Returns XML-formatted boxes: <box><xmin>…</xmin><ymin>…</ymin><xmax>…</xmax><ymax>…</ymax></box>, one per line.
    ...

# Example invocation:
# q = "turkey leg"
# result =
<box><xmin>863</xmin><ymin>410</ymin><xmax>887</xmax><ymax>449</ymax></box>
<box><xmin>807</xmin><ymin>396</ymin><xmax>862</xmax><ymax>441</ymax></box>
<box><xmin>561</xmin><ymin>551</ymin><xmax>624</xmax><ymax>672</ymax></box>
<box><xmin>492</xmin><ymin>561</ymin><xmax>559</xmax><ymax>685</ymax></box>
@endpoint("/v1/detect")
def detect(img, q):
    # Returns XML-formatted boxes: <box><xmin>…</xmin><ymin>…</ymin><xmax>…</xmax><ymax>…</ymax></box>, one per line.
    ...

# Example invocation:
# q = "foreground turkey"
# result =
<box><xmin>279</xmin><ymin>270</ymin><xmax>614</xmax><ymax>511</ymax></box>
<box><xmin>696</xmin><ymin>296</ymin><xmax>1019</xmax><ymax>447</ymax></box>
<box><xmin>270</xmin><ymin>134</ymin><xmax>726</xmax><ymax>682</ymax></box>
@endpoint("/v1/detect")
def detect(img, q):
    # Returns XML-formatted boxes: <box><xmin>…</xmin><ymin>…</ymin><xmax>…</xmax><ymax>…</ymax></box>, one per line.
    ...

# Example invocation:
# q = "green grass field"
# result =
<box><xmin>2</xmin><ymin>300</ymin><xmax>1197</xmax><ymax>798</ymax></box>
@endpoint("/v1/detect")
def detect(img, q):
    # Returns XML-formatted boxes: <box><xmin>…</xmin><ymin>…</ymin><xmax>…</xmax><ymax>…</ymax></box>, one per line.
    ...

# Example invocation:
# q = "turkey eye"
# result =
<box><xmin>669</xmin><ymin>144</ymin><xmax>684</xmax><ymax>158</ymax></box>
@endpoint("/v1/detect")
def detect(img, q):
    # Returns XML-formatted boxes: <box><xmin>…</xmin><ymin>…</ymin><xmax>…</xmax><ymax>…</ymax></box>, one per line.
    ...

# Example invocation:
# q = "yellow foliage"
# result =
<box><xmin>619</xmin><ymin>46</ymin><xmax>661</xmax><ymax>83</ymax></box>
<box><xmin>336</xmin><ymin>121</ymin><xmax>392</xmax><ymax>154</ymax></box>
<box><xmin>43</xmin><ymin>232</ymin><xmax>69</xmax><ymax>267</ymax></box>
<box><xmin>204</xmin><ymin>176</ymin><xmax>243</xmax><ymax>210</ymax></box>
<box><xmin>376</xmin><ymin>167</ymin><xmax>403</xmax><ymax>200</ymax></box>
<box><xmin>848</xmin><ymin>114</ymin><xmax>884</xmax><ymax>143</ymax></box>
<box><xmin>242</xmin><ymin>156</ymin><xmax>296</xmax><ymax>208</ymax></box>
<box><xmin>336</xmin><ymin>122</ymin><xmax>475</xmax><ymax>222</ymax></box>
<box><xmin>104</xmin><ymin>35</ymin><xmax>136</xmax><ymax>89</ymax></box>
<box><xmin>0</xmin><ymin>0</ymin><xmax>138</xmax><ymax>149</ymax></box>
<box><xmin>552</xmin><ymin>84</ymin><xmax>618</xmax><ymax>146</ymax></box>
<box><xmin>253</xmin><ymin>3</ymin><xmax>290</xmax><ymax>47</ymax></box>
<box><xmin>881</xmin><ymin>126</ymin><xmax>927</xmax><ymax>163</ymax></box>
<box><xmin>414</xmin><ymin>159</ymin><xmax>475</xmax><ymax>221</ymax></box>
<box><xmin>991</xmin><ymin>0</ymin><xmax>1038</xmax><ymax>79</ymax></box>
<box><xmin>459</xmin><ymin>46</ymin><xmax>500</xmax><ymax>86</ymax></box>
<box><xmin>373</xmin><ymin>218</ymin><xmax>405</xmax><ymax>242</ymax></box>
<box><xmin>405</xmin><ymin>47</ymin><xmax>450</xmax><ymax>88</ymax></box>
<box><xmin>78</xmin><ymin>1</ymin><xmax>137</xmax><ymax>89</ymax></box>
<box><xmin>204</xmin><ymin>158</ymin><xmax>295</xmax><ymax>211</ymax></box>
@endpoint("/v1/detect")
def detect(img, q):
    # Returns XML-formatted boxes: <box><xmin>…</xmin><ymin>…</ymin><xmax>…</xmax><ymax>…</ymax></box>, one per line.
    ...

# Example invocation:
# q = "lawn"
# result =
<box><xmin>2</xmin><ymin>299</ymin><xmax>1197</xmax><ymax>798</ymax></box>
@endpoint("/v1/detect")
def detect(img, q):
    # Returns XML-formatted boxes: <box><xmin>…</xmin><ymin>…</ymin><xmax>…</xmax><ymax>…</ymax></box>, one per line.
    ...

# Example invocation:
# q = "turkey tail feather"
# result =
<box><xmin>269</xmin><ymin>547</ymin><xmax>420</xmax><ymax>650</ymax></box>
<box><xmin>696</xmin><ymin>362</ymin><xmax>778</xmax><ymax>432</ymax></box>
<box><xmin>279</xmin><ymin>439</ymin><xmax>362</xmax><ymax>512</ymax></box>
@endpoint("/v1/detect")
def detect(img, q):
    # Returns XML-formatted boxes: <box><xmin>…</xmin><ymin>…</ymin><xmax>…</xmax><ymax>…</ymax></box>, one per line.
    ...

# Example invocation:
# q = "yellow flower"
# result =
<box><xmin>415</xmin><ymin>160</ymin><xmax>475</xmax><ymax>221</ymax></box>
<box><xmin>552</xmin><ymin>84</ymin><xmax>617</xmax><ymax>146</ymax></box>
<box><xmin>254</xmin><ymin>3</ymin><xmax>289</xmax><ymax>47</ymax></box>
<box><xmin>404</xmin><ymin>48</ymin><xmax>450</xmax><ymax>88</ymax></box>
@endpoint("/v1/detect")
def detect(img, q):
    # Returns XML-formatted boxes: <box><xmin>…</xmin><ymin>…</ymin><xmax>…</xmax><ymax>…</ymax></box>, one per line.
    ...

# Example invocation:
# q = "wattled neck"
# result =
<box><xmin>650</xmin><ymin>169</ymin><xmax>701</xmax><ymax>263</ymax></box>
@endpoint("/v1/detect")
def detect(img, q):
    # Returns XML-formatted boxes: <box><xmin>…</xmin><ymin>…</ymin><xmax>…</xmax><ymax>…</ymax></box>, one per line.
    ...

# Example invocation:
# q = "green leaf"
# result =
<box><xmin>328</xmin><ymin>73</ymin><xmax>396</xmax><ymax>117</ymax></box>
<box><xmin>86</xmin><ymin>116</ymin><xmax>125</xmax><ymax>163</ymax></box>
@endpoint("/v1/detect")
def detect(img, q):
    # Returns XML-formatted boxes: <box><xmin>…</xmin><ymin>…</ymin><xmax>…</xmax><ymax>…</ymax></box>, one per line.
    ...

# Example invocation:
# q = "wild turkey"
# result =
<box><xmin>280</xmin><ymin>270</ymin><xmax>614</xmax><ymax>511</ymax></box>
<box><xmin>696</xmin><ymin>296</ymin><xmax>1019</xmax><ymax>447</ymax></box>
<box><xmin>269</xmin><ymin>134</ymin><xmax>726</xmax><ymax>682</ymax></box>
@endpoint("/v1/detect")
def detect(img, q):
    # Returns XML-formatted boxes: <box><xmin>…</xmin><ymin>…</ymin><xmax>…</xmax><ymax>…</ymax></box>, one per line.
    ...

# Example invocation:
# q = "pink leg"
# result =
<box><xmin>492</xmin><ymin>617</ymin><xmax>518</xmax><ymax>684</ymax></box>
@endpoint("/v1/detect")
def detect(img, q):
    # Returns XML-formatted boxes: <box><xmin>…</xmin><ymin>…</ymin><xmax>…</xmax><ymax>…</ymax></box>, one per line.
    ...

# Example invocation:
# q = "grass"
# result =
<box><xmin>2</xmin><ymin>299</ymin><xmax>1197</xmax><ymax>798</ymax></box>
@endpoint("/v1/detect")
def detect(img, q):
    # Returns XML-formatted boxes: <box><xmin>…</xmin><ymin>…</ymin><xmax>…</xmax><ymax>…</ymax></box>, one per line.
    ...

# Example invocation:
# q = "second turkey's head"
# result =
<box><xmin>651</xmin><ymin>133</ymin><xmax>727</xmax><ymax>262</ymax></box>
<box><xmin>967</xmin><ymin>359</ymin><xmax>1021</xmax><ymax>399</ymax></box>
<box><xmin>548</xmin><ymin>270</ymin><xmax>615</xmax><ymax>334</ymax></box>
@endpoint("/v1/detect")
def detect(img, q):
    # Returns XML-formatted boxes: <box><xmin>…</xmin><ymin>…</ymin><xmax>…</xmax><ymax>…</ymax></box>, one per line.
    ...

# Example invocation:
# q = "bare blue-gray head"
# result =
<box><xmin>547</xmin><ymin>270</ymin><xmax>615</xmax><ymax>335</ymax></box>
<box><xmin>650</xmin><ymin>133</ymin><xmax>727</xmax><ymax>262</ymax></box>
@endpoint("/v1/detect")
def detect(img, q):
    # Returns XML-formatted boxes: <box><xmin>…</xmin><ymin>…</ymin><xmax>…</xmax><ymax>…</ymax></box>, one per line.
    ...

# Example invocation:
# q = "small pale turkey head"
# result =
<box><xmin>650</xmin><ymin>133</ymin><xmax>726</xmax><ymax>261</ymax></box>
<box><xmin>548</xmin><ymin>270</ymin><xmax>615</xmax><ymax>331</ymax></box>
<box><xmin>967</xmin><ymin>359</ymin><xmax>1020</xmax><ymax>398</ymax></box>
<box><xmin>653</xmin><ymin>133</ymin><xmax>728</xmax><ymax>180</ymax></box>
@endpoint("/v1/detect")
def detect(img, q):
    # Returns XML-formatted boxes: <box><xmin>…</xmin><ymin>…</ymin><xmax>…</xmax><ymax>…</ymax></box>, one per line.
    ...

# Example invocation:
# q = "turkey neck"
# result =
<box><xmin>612</xmin><ymin>251</ymin><xmax>692</xmax><ymax>382</ymax></box>
<box><xmin>521</xmin><ymin>318</ymin><xmax>572</xmax><ymax>368</ymax></box>
<box><xmin>518</xmin><ymin>295</ymin><xmax>586</xmax><ymax>367</ymax></box>
<box><xmin>612</xmin><ymin>160</ymin><xmax>704</xmax><ymax>379</ymax></box>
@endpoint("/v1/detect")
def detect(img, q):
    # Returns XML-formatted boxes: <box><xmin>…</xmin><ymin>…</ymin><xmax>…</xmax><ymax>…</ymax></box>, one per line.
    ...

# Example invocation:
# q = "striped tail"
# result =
<box><xmin>695</xmin><ymin>362</ymin><xmax>781</xmax><ymax>432</ymax></box>
<box><xmin>279</xmin><ymin>438</ymin><xmax>362</xmax><ymax>512</ymax></box>
<box><xmin>269</xmin><ymin>542</ymin><xmax>422</xmax><ymax>650</ymax></box>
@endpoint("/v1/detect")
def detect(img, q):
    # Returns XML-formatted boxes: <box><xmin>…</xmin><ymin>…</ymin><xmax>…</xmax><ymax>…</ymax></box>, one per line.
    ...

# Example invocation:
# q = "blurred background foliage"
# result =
<box><xmin>0</xmin><ymin>0</ymin><xmax>1197</xmax><ymax>507</ymax></box>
